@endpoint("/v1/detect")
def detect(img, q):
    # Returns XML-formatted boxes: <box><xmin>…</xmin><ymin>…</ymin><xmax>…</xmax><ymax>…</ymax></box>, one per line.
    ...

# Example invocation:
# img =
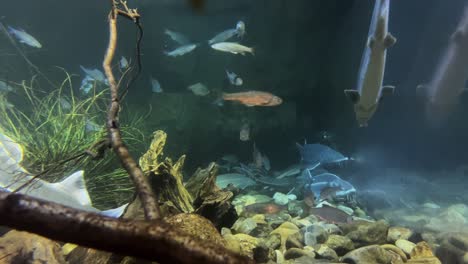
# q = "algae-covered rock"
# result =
<box><xmin>380</xmin><ymin>244</ymin><xmax>408</xmax><ymax>262</ymax></box>
<box><xmin>165</xmin><ymin>213</ymin><xmax>225</xmax><ymax>248</ymax></box>
<box><xmin>304</xmin><ymin>224</ymin><xmax>329</xmax><ymax>246</ymax></box>
<box><xmin>223</xmin><ymin>233</ymin><xmax>259</xmax><ymax>258</ymax></box>
<box><xmin>325</xmin><ymin>234</ymin><xmax>354</xmax><ymax>256</ymax></box>
<box><xmin>270</xmin><ymin>222</ymin><xmax>300</xmax><ymax>252</ymax></box>
<box><xmin>315</xmin><ymin>244</ymin><xmax>338</xmax><ymax>261</ymax></box>
<box><xmin>387</xmin><ymin>226</ymin><xmax>414</xmax><ymax>243</ymax></box>
<box><xmin>342</xmin><ymin>245</ymin><xmax>397</xmax><ymax>264</ymax></box>
<box><xmin>283</xmin><ymin>247</ymin><xmax>315</xmax><ymax>260</ymax></box>
<box><xmin>343</xmin><ymin>220</ymin><xmax>389</xmax><ymax>247</ymax></box>
<box><xmin>232</xmin><ymin>217</ymin><xmax>258</xmax><ymax>235</ymax></box>
<box><xmin>396</xmin><ymin>239</ymin><xmax>416</xmax><ymax>255</ymax></box>
<box><xmin>0</xmin><ymin>230</ymin><xmax>66</xmax><ymax>264</ymax></box>
<box><xmin>410</xmin><ymin>241</ymin><xmax>436</xmax><ymax>259</ymax></box>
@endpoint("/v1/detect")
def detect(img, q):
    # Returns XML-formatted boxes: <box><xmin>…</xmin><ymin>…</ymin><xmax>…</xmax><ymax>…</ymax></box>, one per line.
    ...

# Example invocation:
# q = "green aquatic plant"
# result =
<box><xmin>0</xmin><ymin>72</ymin><xmax>148</xmax><ymax>208</ymax></box>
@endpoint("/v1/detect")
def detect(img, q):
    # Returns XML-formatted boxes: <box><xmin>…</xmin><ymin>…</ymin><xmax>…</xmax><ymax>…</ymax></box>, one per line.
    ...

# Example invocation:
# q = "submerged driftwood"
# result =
<box><xmin>0</xmin><ymin>192</ymin><xmax>251</xmax><ymax>263</ymax></box>
<box><xmin>186</xmin><ymin>162</ymin><xmax>238</xmax><ymax>230</ymax></box>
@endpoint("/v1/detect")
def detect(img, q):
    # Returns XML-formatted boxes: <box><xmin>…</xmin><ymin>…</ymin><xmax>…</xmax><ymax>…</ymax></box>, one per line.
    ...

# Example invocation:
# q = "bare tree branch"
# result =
<box><xmin>102</xmin><ymin>2</ymin><xmax>160</xmax><ymax>220</ymax></box>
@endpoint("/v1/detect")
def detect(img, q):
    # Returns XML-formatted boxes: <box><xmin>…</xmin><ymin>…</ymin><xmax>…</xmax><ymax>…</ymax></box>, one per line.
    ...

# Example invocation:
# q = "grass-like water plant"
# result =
<box><xmin>0</xmin><ymin>71</ymin><xmax>148</xmax><ymax>208</ymax></box>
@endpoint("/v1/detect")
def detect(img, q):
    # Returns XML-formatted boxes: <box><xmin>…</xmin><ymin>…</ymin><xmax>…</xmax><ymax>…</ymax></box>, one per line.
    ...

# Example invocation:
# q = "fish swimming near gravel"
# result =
<box><xmin>211</xmin><ymin>42</ymin><xmax>254</xmax><ymax>56</ymax></box>
<box><xmin>222</xmin><ymin>91</ymin><xmax>282</xmax><ymax>107</ymax></box>
<box><xmin>309</xmin><ymin>205</ymin><xmax>353</xmax><ymax>224</ymax></box>
<box><xmin>7</xmin><ymin>26</ymin><xmax>42</xmax><ymax>48</ymax></box>
<box><xmin>344</xmin><ymin>0</ymin><xmax>396</xmax><ymax>127</ymax></box>
<box><xmin>296</xmin><ymin>142</ymin><xmax>349</xmax><ymax>168</ymax></box>
<box><xmin>164</xmin><ymin>43</ymin><xmax>198</xmax><ymax>57</ymax></box>
<box><xmin>0</xmin><ymin>132</ymin><xmax>127</xmax><ymax>217</ymax></box>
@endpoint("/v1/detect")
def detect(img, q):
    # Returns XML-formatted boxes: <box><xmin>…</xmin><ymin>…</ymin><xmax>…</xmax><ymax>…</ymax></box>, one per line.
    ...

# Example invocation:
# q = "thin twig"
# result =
<box><xmin>103</xmin><ymin>2</ymin><xmax>160</xmax><ymax>220</ymax></box>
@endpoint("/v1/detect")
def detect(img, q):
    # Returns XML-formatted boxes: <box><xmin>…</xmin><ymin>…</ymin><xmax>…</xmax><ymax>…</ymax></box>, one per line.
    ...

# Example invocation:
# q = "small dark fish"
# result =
<box><xmin>309</xmin><ymin>205</ymin><xmax>353</xmax><ymax>224</ymax></box>
<box><xmin>244</xmin><ymin>202</ymin><xmax>286</xmax><ymax>215</ymax></box>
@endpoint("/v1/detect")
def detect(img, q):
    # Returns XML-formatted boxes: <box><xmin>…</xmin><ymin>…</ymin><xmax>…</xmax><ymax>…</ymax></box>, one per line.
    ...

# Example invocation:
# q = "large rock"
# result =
<box><xmin>343</xmin><ymin>220</ymin><xmax>389</xmax><ymax>247</ymax></box>
<box><xmin>224</xmin><ymin>233</ymin><xmax>259</xmax><ymax>258</ymax></box>
<box><xmin>315</xmin><ymin>244</ymin><xmax>338</xmax><ymax>261</ymax></box>
<box><xmin>325</xmin><ymin>234</ymin><xmax>354</xmax><ymax>256</ymax></box>
<box><xmin>342</xmin><ymin>245</ymin><xmax>399</xmax><ymax>264</ymax></box>
<box><xmin>387</xmin><ymin>227</ymin><xmax>414</xmax><ymax>243</ymax></box>
<box><xmin>0</xmin><ymin>230</ymin><xmax>66</xmax><ymax>264</ymax></box>
<box><xmin>304</xmin><ymin>224</ymin><xmax>329</xmax><ymax>246</ymax></box>
<box><xmin>165</xmin><ymin>213</ymin><xmax>225</xmax><ymax>248</ymax></box>
<box><xmin>396</xmin><ymin>239</ymin><xmax>416</xmax><ymax>255</ymax></box>
<box><xmin>270</xmin><ymin>222</ymin><xmax>300</xmax><ymax>252</ymax></box>
<box><xmin>436</xmin><ymin>232</ymin><xmax>468</xmax><ymax>264</ymax></box>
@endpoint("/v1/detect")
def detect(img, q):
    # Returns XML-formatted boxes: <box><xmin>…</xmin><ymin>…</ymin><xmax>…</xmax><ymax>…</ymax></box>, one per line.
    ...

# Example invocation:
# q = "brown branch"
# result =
<box><xmin>0</xmin><ymin>191</ymin><xmax>251</xmax><ymax>264</ymax></box>
<box><xmin>103</xmin><ymin>4</ymin><xmax>160</xmax><ymax>220</ymax></box>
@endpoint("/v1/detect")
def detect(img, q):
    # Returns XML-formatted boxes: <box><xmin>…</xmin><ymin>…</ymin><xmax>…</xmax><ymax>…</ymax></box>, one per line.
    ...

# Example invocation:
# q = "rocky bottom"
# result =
<box><xmin>2</xmin><ymin>191</ymin><xmax>468</xmax><ymax>264</ymax></box>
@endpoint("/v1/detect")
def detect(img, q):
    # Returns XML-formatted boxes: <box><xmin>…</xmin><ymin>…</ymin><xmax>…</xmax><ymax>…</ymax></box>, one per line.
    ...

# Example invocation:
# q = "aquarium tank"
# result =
<box><xmin>0</xmin><ymin>0</ymin><xmax>467</xmax><ymax>263</ymax></box>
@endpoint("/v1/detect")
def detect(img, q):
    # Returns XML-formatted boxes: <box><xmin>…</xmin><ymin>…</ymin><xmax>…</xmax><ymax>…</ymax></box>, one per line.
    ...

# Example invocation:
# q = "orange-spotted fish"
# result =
<box><xmin>222</xmin><ymin>91</ymin><xmax>282</xmax><ymax>107</ymax></box>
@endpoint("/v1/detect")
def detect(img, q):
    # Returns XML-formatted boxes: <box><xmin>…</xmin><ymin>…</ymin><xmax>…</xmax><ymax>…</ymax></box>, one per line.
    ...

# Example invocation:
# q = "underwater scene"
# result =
<box><xmin>1</xmin><ymin>0</ymin><xmax>468</xmax><ymax>263</ymax></box>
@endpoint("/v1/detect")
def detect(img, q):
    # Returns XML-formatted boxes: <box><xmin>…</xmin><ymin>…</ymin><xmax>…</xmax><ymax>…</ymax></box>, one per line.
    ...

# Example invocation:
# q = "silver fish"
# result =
<box><xmin>211</xmin><ymin>42</ymin><xmax>254</xmax><ymax>56</ymax></box>
<box><xmin>7</xmin><ymin>26</ymin><xmax>42</xmax><ymax>48</ymax></box>
<box><xmin>0</xmin><ymin>80</ymin><xmax>14</xmax><ymax>93</ymax></box>
<box><xmin>208</xmin><ymin>21</ymin><xmax>246</xmax><ymax>44</ymax></box>
<box><xmin>120</xmin><ymin>56</ymin><xmax>129</xmax><ymax>69</ymax></box>
<box><xmin>80</xmin><ymin>65</ymin><xmax>107</xmax><ymax>83</ymax></box>
<box><xmin>208</xmin><ymin>28</ymin><xmax>238</xmax><ymax>45</ymax></box>
<box><xmin>419</xmin><ymin>4</ymin><xmax>468</xmax><ymax>125</ymax></box>
<box><xmin>60</xmin><ymin>98</ymin><xmax>71</xmax><ymax>110</ymax></box>
<box><xmin>164</xmin><ymin>43</ymin><xmax>198</xmax><ymax>57</ymax></box>
<box><xmin>236</xmin><ymin>21</ymin><xmax>246</xmax><ymax>38</ymax></box>
<box><xmin>164</xmin><ymin>29</ymin><xmax>190</xmax><ymax>45</ymax></box>
<box><xmin>0</xmin><ymin>132</ymin><xmax>126</xmax><ymax>217</ymax></box>
<box><xmin>344</xmin><ymin>0</ymin><xmax>396</xmax><ymax>127</ymax></box>
<box><xmin>226</xmin><ymin>70</ymin><xmax>243</xmax><ymax>86</ymax></box>
<box><xmin>85</xmin><ymin>119</ymin><xmax>101</xmax><ymax>132</ymax></box>
<box><xmin>79</xmin><ymin>76</ymin><xmax>95</xmax><ymax>94</ymax></box>
<box><xmin>187</xmin><ymin>82</ymin><xmax>210</xmax><ymax>96</ymax></box>
<box><xmin>151</xmin><ymin>78</ymin><xmax>163</xmax><ymax>93</ymax></box>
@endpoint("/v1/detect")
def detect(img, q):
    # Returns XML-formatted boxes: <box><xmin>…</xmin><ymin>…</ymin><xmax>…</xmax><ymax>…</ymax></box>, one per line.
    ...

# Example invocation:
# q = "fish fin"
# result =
<box><xmin>245</xmin><ymin>103</ymin><xmax>255</xmax><ymax>107</ymax></box>
<box><xmin>344</xmin><ymin>89</ymin><xmax>360</xmax><ymax>104</ymax></box>
<box><xmin>250</xmin><ymin>47</ymin><xmax>255</xmax><ymax>56</ymax></box>
<box><xmin>295</xmin><ymin>142</ymin><xmax>304</xmax><ymax>154</ymax></box>
<box><xmin>54</xmin><ymin>170</ymin><xmax>92</xmax><ymax>206</ymax></box>
<box><xmin>101</xmin><ymin>203</ymin><xmax>128</xmax><ymax>218</ymax></box>
<box><xmin>384</xmin><ymin>33</ymin><xmax>397</xmax><ymax>48</ymax></box>
<box><xmin>380</xmin><ymin>85</ymin><xmax>395</xmax><ymax>98</ymax></box>
<box><xmin>367</xmin><ymin>36</ymin><xmax>376</xmax><ymax>50</ymax></box>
